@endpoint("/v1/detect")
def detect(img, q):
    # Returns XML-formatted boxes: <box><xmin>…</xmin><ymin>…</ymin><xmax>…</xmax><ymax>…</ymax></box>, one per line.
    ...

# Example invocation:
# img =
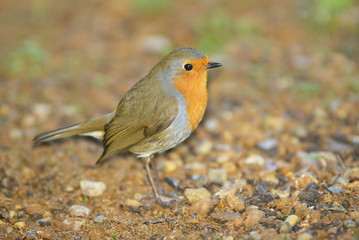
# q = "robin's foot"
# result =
<box><xmin>156</xmin><ymin>195</ymin><xmax>177</xmax><ymax>208</ymax></box>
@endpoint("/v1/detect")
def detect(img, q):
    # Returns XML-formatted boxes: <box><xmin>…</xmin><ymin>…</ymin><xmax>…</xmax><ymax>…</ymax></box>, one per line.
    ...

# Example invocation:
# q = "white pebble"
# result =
<box><xmin>184</xmin><ymin>188</ymin><xmax>211</xmax><ymax>204</ymax></box>
<box><xmin>208</xmin><ymin>168</ymin><xmax>228</xmax><ymax>184</ymax></box>
<box><xmin>244</xmin><ymin>154</ymin><xmax>265</xmax><ymax>166</ymax></box>
<box><xmin>69</xmin><ymin>205</ymin><xmax>90</xmax><ymax>217</ymax></box>
<box><xmin>80</xmin><ymin>180</ymin><xmax>106</xmax><ymax>197</ymax></box>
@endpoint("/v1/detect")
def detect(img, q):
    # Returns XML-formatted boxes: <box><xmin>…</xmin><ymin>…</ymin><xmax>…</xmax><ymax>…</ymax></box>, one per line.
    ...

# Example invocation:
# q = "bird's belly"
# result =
<box><xmin>129</xmin><ymin>107</ymin><xmax>192</xmax><ymax>157</ymax></box>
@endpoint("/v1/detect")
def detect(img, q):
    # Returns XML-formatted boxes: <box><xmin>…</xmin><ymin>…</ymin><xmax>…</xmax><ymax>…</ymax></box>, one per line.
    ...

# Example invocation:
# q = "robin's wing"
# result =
<box><xmin>96</xmin><ymin>79</ymin><xmax>179</xmax><ymax>165</ymax></box>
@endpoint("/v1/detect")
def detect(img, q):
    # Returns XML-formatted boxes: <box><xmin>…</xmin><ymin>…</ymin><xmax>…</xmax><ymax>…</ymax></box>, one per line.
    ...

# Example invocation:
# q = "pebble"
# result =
<box><xmin>328</xmin><ymin>186</ymin><xmax>343</xmax><ymax>193</ymax></box>
<box><xmin>196</xmin><ymin>140</ymin><xmax>213</xmax><ymax>154</ymax></box>
<box><xmin>215</xmin><ymin>182</ymin><xmax>244</xmax><ymax>199</ymax></box>
<box><xmin>125</xmin><ymin>199</ymin><xmax>142</xmax><ymax>208</ymax></box>
<box><xmin>216</xmin><ymin>154</ymin><xmax>230</xmax><ymax>164</ymax></box>
<box><xmin>184</xmin><ymin>188</ymin><xmax>211</xmax><ymax>204</ymax></box>
<box><xmin>298</xmin><ymin>232</ymin><xmax>314</xmax><ymax>240</ymax></box>
<box><xmin>80</xmin><ymin>180</ymin><xmax>106</xmax><ymax>197</ymax></box>
<box><xmin>33</xmin><ymin>103</ymin><xmax>51</xmax><ymax>120</ymax></box>
<box><xmin>225</xmin><ymin>195</ymin><xmax>245</xmax><ymax>212</ymax></box>
<box><xmin>7</xmin><ymin>227</ymin><xmax>13</xmax><ymax>234</ymax></box>
<box><xmin>285</xmin><ymin>215</ymin><xmax>300</xmax><ymax>226</ymax></box>
<box><xmin>185</xmin><ymin>162</ymin><xmax>207</xmax><ymax>175</ymax></box>
<box><xmin>9</xmin><ymin>210</ymin><xmax>15</xmax><ymax>219</ymax></box>
<box><xmin>298</xmin><ymin>189</ymin><xmax>320</xmax><ymax>203</ymax></box>
<box><xmin>22</xmin><ymin>167</ymin><xmax>35</xmax><ymax>181</ymax></box>
<box><xmin>68</xmin><ymin>205</ymin><xmax>90</xmax><ymax>217</ymax></box>
<box><xmin>249</xmin><ymin>231</ymin><xmax>261</xmax><ymax>240</ymax></box>
<box><xmin>25</xmin><ymin>204</ymin><xmax>44</xmax><ymax>216</ymax></box>
<box><xmin>36</xmin><ymin>230</ymin><xmax>52</xmax><ymax>239</ymax></box>
<box><xmin>295</xmin><ymin>174</ymin><xmax>318</xmax><ymax>189</ymax></box>
<box><xmin>14</xmin><ymin>221</ymin><xmax>25</xmax><ymax>229</ymax></box>
<box><xmin>94</xmin><ymin>215</ymin><xmax>105</xmax><ymax>223</ymax></box>
<box><xmin>244</xmin><ymin>154</ymin><xmax>265</xmax><ymax>166</ymax></box>
<box><xmin>257</xmin><ymin>138</ymin><xmax>278</xmax><ymax>151</ymax></box>
<box><xmin>204</xmin><ymin>118</ymin><xmax>219</xmax><ymax>131</ymax></box>
<box><xmin>208</xmin><ymin>168</ymin><xmax>228</xmax><ymax>184</ymax></box>
<box><xmin>188</xmin><ymin>199</ymin><xmax>213</xmax><ymax>216</ymax></box>
<box><xmin>279</xmin><ymin>222</ymin><xmax>292</xmax><ymax>233</ymax></box>
<box><xmin>243</xmin><ymin>207</ymin><xmax>265</xmax><ymax>228</ymax></box>
<box><xmin>163</xmin><ymin>160</ymin><xmax>177</xmax><ymax>174</ymax></box>
<box><xmin>36</xmin><ymin>217</ymin><xmax>52</xmax><ymax>226</ymax></box>
<box><xmin>211</xmin><ymin>212</ymin><xmax>242</xmax><ymax>221</ymax></box>
<box><xmin>223</xmin><ymin>236</ymin><xmax>234</xmax><ymax>240</ymax></box>
<box><xmin>63</xmin><ymin>218</ymin><xmax>85</xmax><ymax>231</ymax></box>
<box><xmin>344</xmin><ymin>220</ymin><xmax>356</xmax><ymax>228</ymax></box>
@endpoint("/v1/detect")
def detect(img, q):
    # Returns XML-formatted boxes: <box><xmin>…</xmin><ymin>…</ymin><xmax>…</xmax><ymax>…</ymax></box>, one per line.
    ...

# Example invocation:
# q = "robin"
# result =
<box><xmin>33</xmin><ymin>47</ymin><xmax>222</xmax><ymax>206</ymax></box>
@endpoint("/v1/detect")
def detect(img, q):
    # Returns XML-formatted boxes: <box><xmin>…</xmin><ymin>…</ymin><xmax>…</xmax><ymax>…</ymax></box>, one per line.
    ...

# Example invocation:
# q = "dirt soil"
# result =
<box><xmin>1</xmin><ymin>0</ymin><xmax>359</xmax><ymax>239</ymax></box>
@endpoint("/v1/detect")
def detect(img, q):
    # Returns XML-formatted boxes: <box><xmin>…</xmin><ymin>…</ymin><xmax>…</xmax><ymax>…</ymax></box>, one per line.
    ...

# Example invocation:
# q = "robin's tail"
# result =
<box><xmin>33</xmin><ymin>112</ymin><xmax>114</xmax><ymax>143</ymax></box>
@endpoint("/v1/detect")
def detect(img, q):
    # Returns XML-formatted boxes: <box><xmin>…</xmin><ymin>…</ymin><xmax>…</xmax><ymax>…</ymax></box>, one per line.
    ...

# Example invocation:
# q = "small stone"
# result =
<box><xmin>7</xmin><ymin>227</ymin><xmax>13</xmax><ymax>234</ymax></box>
<box><xmin>196</xmin><ymin>140</ymin><xmax>213</xmax><ymax>154</ymax></box>
<box><xmin>298</xmin><ymin>232</ymin><xmax>314</xmax><ymax>240</ymax></box>
<box><xmin>204</xmin><ymin>118</ymin><xmax>219</xmax><ymax>131</ymax></box>
<box><xmin>22</xmin><ymin>167</ymin><xmax>35</xmax><ymax>181</ymax></box>
<box><xmin>223</xmin><ymin>236</ymin><xmax>234</xmax><ymax>240</ymax></box>
<box><xmin>63</xmin><ymin>218</ymin><xmax>85</xmax><ymax>231</ymax></box>
<box><xmin>163</xmin><ymin>160</ymin><xmax>177</xmax><ymax>174</ymax></box>
<box><xmin>184</xmin><ymin>188</ymin><xmax>211</xmax><ymax>204</ymax></box>
<box><xmin>285</xmin><ymin>215</ymin><xmax>300</xmax><ymax>226</ymax></box>
<box><xmin>215</xmin><ymin>182</ymin><xmax>244</xmax><ymax>199</ymax></box>
<box><xmin>249</xmin><ymin>231</ymin><xmax>261</xmax><ymax>240</ymax></box>
<box><xmin>188</xmin><ymin>199</ymin><xmax>213</xmax><ymax>216</ymax></box>
<box><xmin>216</xmin><ymin>154</ymin><xmax>230</xmax><ymax>164</ymax></box>
<box><xmin>185</xmin><ymin>162</ymin><xmax>207</xmax><ymax>175</ymax></box>
<box><xmin>80</xmin><ymin>180</ymin><xmax>106</xmax><ymax>197</ymax></box>
<box><xmin>211</xmin><ymin>212</ymin><xmax>242</xmax><ymax>221</ymax></box>
<box><xmin>9</xmin><ymin>210</ymin><xmax>15</xmax><ymax>219</ymax></box>
<box><xmin>225</xmin><ymin>195</ymin><xmax>245</xmax><ymax>212</ymax></box>
<box><xmin>14</xmin><ymin>221</ymin><xmax>25</xmax><ymax>229</ymax></box>
<box><xmin>36</xmin><ymin>217</ymin><xmax>52</xmax><ymax>227</ymax></box>
<box><xmin>295</xmin><ymin>174</ymin><xmax>318</xmax><ymax>189</ymax></box>
<box><xmin>279</xmin><ymin>222</ymin><xmax>292</xmax><ymax>233</ymax></box>
<box><xmin>244</xmin><ymin>154</ymin><xmax>265</xmax><ymax>166</ymax></box>
<box><xmin>257</xmin><ymin>138</ymin><xmax>278</xmax><ymax>151</ymax></box>
<box><xmin>94</xmin><ymin>215</ymin><xmax>105</xmax><ymax>223</ymax></box>
<box><xmin>68</xmin><ymin>205</ymin><xmax>90</xmax><ymax>217</ymax></box>
<box><xmin>125</xmin><ymin>199</ymin><xmax>142</xmax><ymax>208</ymax></box>
<box><xmin>243</xmin><ymin>207</ymin><xmax>265</xmax><ymax>227</ymax></box>
<box><xmin>344</xmin><ymin>220</ymin><xmax>356</xmax><ymax>228</ymax></box>
<box><xmin>25</xmin><ymin>204</ymin><xmax>45</xmax><ymax>216</ymax></box>
<box><xmin>36</xmin><ymin>230</ymin><xmax>52</xmax><ymax>239</ymax></box>
<box><xmin>328</xmin><ymin>186</ymin><xmax>343</xmax><ymax>193</ymax></box>
<box><xmin>208</xmin><ymin>168</ymin><xmax>228</xmax><ymax>184</ymax></box>
<box><xmin>65</xmin><ymin>185</ymin><xmax>74</xmax><ymax>192</ymax></box>
<box><xmin>298</xmin><ymin>189</ymin><xmax>320</xmax><ymax>203</ymax></box>
<box><xmin>33</xmin><ymin>103</ymin><xmax>51</xmax><ymax>120</ymax></box>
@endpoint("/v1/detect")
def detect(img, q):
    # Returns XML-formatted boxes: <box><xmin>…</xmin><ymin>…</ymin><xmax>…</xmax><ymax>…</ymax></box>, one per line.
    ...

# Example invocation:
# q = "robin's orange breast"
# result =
<box><xmin>173</xmin><ymin>57</ymin><xmax>209</xmax><ymax>131</ymax></box>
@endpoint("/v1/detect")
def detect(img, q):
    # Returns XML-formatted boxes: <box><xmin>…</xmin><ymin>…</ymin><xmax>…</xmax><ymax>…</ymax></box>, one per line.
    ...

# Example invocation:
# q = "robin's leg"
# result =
<box><xmin>150</xmin><ymin>157</ymin><xmax>169</xmax><ymax>196</ymax></box>
<box><xmin>143</xmin><ymin>156</ymin><xmax>175</xmax><ymax>207</ymax></box>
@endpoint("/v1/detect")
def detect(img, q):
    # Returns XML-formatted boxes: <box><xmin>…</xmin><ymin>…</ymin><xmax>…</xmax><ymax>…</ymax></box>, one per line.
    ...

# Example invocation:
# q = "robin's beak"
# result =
<box><xmin>205</xmin><ymin>62</ymin><xmax>222</xmax><ymax>69</ymax></box>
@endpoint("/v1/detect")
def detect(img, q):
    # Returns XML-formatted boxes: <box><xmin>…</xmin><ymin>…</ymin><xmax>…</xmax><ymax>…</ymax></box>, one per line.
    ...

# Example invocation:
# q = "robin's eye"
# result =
<box><xmin>184</xmin><ymin>64</ymin><xmax>193</xmax><ymax>71</ymax></box>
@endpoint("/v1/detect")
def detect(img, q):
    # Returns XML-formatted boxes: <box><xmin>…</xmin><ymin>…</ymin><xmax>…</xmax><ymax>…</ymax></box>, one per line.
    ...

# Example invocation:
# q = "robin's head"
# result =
<box><xmin>150</xmin><ymin>47</ymin><xmax>222</xmax><ymax>86</ymax></box>
<box><xmin>150</xmin><ymin>47</ymin><xmax>222</xmax><ymax>130</ymax></box>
